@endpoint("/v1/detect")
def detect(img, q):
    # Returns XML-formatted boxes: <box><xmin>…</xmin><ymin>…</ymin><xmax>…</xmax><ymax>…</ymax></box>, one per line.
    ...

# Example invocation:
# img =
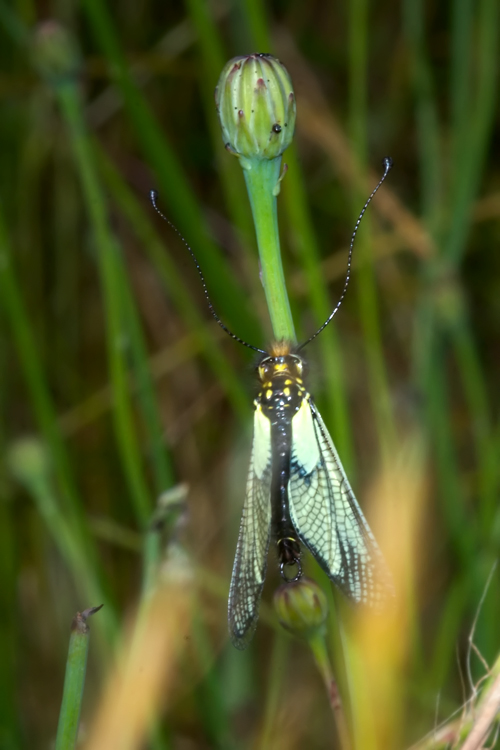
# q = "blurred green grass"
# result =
<box><xmin>0</xmin><ymin>1</ymin><xmax>499</xmax><ymax>748</ymax></box>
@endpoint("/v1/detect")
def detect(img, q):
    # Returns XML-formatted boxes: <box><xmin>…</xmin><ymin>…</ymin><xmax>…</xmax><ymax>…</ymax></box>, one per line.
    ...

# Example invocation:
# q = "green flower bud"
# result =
<box><xmin>215</xmin><ymin>53</ymin><xmax>296</xmax><ymax>162</ymax></box>
<box><xmin>7</xmin><ymin>437</ymin><xmax>50</xmax><ymax>488</ymax></box>
<box><xmin>32</xmin><ymin>21</ymin><xmax>81</xmax><ymax>85</ymax></box>
<box><xmin>274</xmin><ymin>577</ymin><xmax>328</xmax><ymax>640</ymax></box>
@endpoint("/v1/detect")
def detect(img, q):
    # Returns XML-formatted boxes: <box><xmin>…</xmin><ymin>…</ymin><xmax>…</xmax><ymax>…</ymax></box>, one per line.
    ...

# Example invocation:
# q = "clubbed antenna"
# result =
<box><xmin>297</xmin><ymin>157</ymin><xmax>393</xmax><ymax>352</ymax></box>
<box><xmin>150</xmin><ymin>191</ymin><xmax>266</xmax><ymax>354</ymax></box>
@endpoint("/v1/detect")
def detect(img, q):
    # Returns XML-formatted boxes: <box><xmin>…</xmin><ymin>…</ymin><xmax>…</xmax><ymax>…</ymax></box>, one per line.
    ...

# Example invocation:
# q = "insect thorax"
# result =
<box><xmin>256</xmin><ymin>352</ymin><xmax>307</xmax><ymax>420</ymax></box>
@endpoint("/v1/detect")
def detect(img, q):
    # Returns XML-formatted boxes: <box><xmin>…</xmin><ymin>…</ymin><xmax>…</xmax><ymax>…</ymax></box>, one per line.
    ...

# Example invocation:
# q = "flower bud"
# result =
<box><xmin>274</xmin><ymin>577</ymin><xmax>328</xmax><ymax>640</ymax></box>
<box><xmin>215</xmin><ymin>54</ymin><xmax>296</xmax><ymax>162</ymax></box>
<box><xmin>32</xmin><ymin>21</ymin><xmax>81</xmax><ymax>85</ymax></box>
<box><xmin>7</xmin><ymin>437</ymin><xmax>50</xmax><ymax>488</ymax></box>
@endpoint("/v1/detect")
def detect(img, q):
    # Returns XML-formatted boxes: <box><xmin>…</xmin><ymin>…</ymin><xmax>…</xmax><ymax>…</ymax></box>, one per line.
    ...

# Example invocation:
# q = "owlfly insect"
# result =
<box><xmin>151</xmin><ymin>156</ymin><xmax>394</xmax><ymax>649</ymax></box>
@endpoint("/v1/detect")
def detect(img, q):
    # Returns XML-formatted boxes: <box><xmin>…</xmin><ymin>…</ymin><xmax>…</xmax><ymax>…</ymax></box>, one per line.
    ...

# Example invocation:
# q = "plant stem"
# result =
<box><xmin>55</xmin><ymin>606</ymin><xmax>103</xmax><ymax>750</ymax></box>
<box><xmin>243</xmin><ymin>157</ymin><xmax>296</xmax><ymax>343</ymax></box>
<box><xmin>0</xmin><ymin>210</ymin><xmax>82</xmax><ymax>528</ymax></box>
<box><xmin>50</xmin><ymin>74</ymin><xmax>162</xmax><ymax>592</ymax></box>
<box><xmin>309</xmin><ymin>634</ymin><xmax>351</xmax><ymax>750</ymax></box>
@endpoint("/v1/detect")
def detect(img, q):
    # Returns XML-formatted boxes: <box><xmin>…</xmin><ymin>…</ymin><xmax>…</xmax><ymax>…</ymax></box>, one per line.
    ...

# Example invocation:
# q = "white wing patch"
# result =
<box><xmin>289</xmin><ymin>397</ymin><xmax>320</xmax><ymax>474</ymax></box>
<box><xmin>289</xmin><ymin>397</ymin><xmax>392</xmax><ymax>606</ymax></box>
<box><xmin>228</xmin><ymin>405</ymin><xmax>272</xmax><ymax>649</ymax></box>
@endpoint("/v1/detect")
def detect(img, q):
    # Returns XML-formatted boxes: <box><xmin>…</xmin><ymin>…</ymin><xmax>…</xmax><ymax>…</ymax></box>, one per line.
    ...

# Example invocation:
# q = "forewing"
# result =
<box><xmin>288</xmin><ymin>398</ymin><xmax>392</xmax><ymax>606</ymax></box>
<box><xmin>228</xmin><ymin>405</ymin><xmax>272</xmax><ymax>649</ymax></box>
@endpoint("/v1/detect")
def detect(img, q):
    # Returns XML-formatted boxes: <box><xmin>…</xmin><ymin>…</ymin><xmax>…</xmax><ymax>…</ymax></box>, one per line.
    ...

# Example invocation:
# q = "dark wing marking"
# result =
<box><xmin>288</xmin><ymin>398</ymin><xmax>393</xmax><ymax>606</ymax></box>
<box><xmin>228</xmin><ymin>406</ymin><xmax>272</xmax><ymax>649</ymax></box>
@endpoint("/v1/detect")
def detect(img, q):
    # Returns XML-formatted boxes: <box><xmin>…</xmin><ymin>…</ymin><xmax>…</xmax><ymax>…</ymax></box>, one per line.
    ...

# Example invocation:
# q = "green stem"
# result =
<box><xmin>309</xmin><ymin>634</ymin><xmax>351</xmax><ymax>750</ymax></box>
<box><xmin>243</xmin><ymin>157</ymin><xmax>296</xmax><ymax>342</ymax></box>
<box><xmin>0</xmin><ymin>210</ymin><xmax>117</xmax><ymax>651</ymax></box>
<box><xmin>55</xmin><ymin>606</ymin><xmax>103</xmax><ymax>750</ymax></box>
<box><xmin>348</xmin><ymin>0</ymin><xmax>396</xmax><ymax>460</ymax></box>
<box><xmin>57</xmin><ymin>84</ymin><xmax>151</xmax><ymax>521</ymax></box>
<box><xmin>52</xmin><ymin>80</ymin><xmax>158</xmax><ymax>590</ymax></box>
<box><xmin>0</xmin><ymin>210</ymin><xmax>82</xmax><ymax>528</ymax></box>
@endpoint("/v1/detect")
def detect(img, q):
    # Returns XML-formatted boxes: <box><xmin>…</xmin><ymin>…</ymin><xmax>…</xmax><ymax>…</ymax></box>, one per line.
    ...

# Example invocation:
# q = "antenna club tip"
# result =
<box><xmin>383</xmin><ymin>156</ymin><xmax>393</xmax><ymax>171</ymax></box>
<box><xmin>150</xmin><ymin>189</ymin><xmax>158</xmax><ymax>204</ymax></box>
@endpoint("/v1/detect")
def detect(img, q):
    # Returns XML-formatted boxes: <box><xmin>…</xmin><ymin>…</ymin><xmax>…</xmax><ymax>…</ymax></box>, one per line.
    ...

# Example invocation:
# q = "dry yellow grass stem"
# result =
<box><xmin>347</xmin><ymin>431</ymin><xmax>429</xmax><ymax>750</ymax></box>
<box><xmin>459</xmin><ymin>672</ymin><xmax>500</xmax><ymax>750</ymax></box>
<box><xmin>85</xmin><ymin>549</ymin><xmax>194</xmax><ymax>750</ymax></box>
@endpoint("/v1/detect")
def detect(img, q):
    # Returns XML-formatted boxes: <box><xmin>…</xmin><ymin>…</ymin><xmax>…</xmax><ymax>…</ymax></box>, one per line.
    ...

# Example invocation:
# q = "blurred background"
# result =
<box><xmin>1</xmin><ymin>1</ymin><xmax>499</xmax><ymax>748</ymax></box>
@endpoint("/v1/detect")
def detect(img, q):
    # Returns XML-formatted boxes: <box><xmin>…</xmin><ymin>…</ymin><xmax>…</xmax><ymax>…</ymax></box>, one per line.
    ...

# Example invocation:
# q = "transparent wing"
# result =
<box><xmin>228</xmin><ymin>406</ymin><xmax>272</xmax><ymax>649</ymax></box>
<box><xmin>288</xmin><ymin>398</ymin><xmax>392</xmax><ymax>605</ymax></box>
